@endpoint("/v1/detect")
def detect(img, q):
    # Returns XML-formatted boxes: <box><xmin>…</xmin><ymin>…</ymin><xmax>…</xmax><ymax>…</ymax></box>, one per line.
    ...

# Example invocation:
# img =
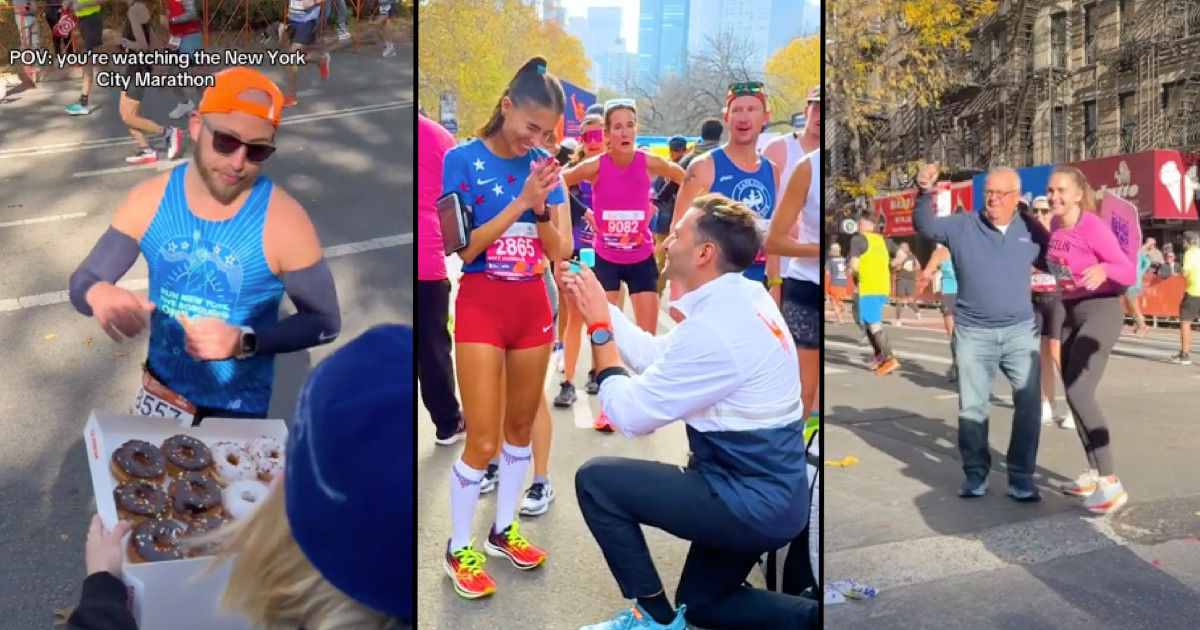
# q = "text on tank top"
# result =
<box><xmin>141</xmin><ymin>164</ymin><xmax>285</xmax><ymax>414</ymax></box>
<box><xmin>708</xmin><ymin>147</ymin><xmax>776</xmax><ymax>269</ymax></box>
<box><xmin>592</xmin><ymin>151</ymin><xmax>653</xmax><ymax>264</ymax></box>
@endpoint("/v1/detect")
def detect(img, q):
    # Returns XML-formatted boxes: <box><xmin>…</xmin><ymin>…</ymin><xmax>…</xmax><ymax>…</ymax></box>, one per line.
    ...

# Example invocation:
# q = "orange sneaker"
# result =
<box><xmin>443</xmin><ymin>542</ymin><xmax>496</xmax><ymax>599</ymax></box>
<box><xmin>282</xmin><ymin>94</ymin><xmax>298</xmax><ymax>108</ymax></box>
<box><xmin>876</xmin><ymin>357</ymin><xmax>900</xmax><ymax>376</ymax></box>
<box><xmin>594</xmin><ymin>409</ymin><xmax>614</xmax><ymax>433</ymax></box>
<box><xmin>484</xmin><ymin>522</ymin><xmax>546</xmax><ymax>570</ymax></box>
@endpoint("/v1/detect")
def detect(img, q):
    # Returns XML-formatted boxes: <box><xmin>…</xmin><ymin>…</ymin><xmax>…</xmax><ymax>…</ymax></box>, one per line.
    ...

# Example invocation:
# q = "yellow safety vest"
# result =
<box><xmin>857</xmin><ymin>232</ymin><xmax>891</xmax><ymax>296</ymax></box>
<box><xmin>77</xmin><ymin>0</ymin><xmax>102</xmax><ymax>17</ymax></box>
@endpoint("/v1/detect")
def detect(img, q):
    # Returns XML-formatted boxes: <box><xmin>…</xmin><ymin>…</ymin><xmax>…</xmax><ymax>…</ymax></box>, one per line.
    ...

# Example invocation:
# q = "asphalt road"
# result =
<box><xmin>825</xmin><ymin>313</ymin><xmax>1200</xmax><ymax>629</ymax></box>
<box><xmin>0</xmin><ymin>47</ymin><xmax>412</xmax><ymax>627</ymax></box>
<box><xmin>415</xmin><ymin>262</ymin><xmax>774</xmax><ymax>629</ymax></box>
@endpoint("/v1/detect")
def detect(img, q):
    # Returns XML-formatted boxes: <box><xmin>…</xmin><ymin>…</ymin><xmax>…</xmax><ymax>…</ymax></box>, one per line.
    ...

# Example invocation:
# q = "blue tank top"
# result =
<box><xmin>708</xmin><ymin>147</ymin><xmax>775</xmax><ymax>282</ymax></box>
<box><xmin>940</xmin><ymin>255</ymin><xmax>957</xmax><ymax>294</ymax></box>
<box><xmin>141</xmin><ymin>165</ymin><xmax>285</xmax><ymax>414</ymax></box>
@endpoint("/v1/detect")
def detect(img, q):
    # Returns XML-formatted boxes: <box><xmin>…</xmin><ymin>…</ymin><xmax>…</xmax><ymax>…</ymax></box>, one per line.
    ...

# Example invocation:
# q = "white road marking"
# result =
<box><xmin>825</xmin><ymin>366</ymin><xmax>848</xmax><ymax>374</ymax></box>
<box><xmin>5</xmin><ymin>100</ymin><xmax>413</xmax><ymax>162</ymax></box>
<box><xmin>0</xmin><ymin>232</ymin><xmax>411</xmax><ymax>313</ymax></box>
<box><xmin>0</xmin><ymin>212</ymin><xmax>87</xmax><ymax>228</ymax></box>
<box><xmin>826</xmin><ymin>340</ymin><xmax>953</xmax><ymax>365</ymax></box>
<box><xmin>573</xmin><ymin>397</ymin><xmax>594</xmax><ymax>429</ymax></box>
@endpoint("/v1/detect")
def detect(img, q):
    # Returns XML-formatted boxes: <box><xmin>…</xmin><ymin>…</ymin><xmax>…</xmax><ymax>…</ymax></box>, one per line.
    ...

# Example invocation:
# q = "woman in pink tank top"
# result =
<box><xmin>562</xmin><ymin>101</ymin><xmax>684</xmax><ymax>336</ymax></box>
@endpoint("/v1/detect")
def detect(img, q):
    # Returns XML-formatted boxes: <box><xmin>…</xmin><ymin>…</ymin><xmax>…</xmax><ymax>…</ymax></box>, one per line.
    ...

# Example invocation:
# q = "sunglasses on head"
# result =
<box><xmin>581</xmin><ymin>129</ymin><xmax>604</xmax><ymax>143</ymax></box>
<box><xmin>1034</xmin><ymin>207</ymin><xmax>1051</xmax><ymax>214</ymax></box>
<box><xmin>604</xmin><ymin>98</ymin><xmax>637</xmax><ymax>113</ymax></box>
<box><xmin>728</xmin><ymin>81</ymin><xmax>765</xmax><ymax>98</ymax></box>
<box><xmin>201</xmin><ymin>116</ymin><xmax>276</xmax><ymax>163</ymax></box>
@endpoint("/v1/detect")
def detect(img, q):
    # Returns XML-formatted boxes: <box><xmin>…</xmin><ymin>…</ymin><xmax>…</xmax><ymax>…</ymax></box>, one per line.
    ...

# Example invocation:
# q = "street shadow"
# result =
<box><xmin>828</xmin><ymin>401</ymin><xmax>1200</xmax><ymax>627</ymax></box>
<box><xmin>823</xmin><ymin>330</ymin><xmax>959</xmax><ymax>394</ymax></box>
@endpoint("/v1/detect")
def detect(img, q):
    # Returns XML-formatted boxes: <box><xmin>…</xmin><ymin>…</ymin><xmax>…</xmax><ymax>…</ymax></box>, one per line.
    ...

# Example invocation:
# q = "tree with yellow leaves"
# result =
<box><xmin>417</xmin><ymin>0</ymin><xmax>591</xmax><ymax>136</ymax></box>
<box><xmin>765</xmin><ymin>36</ymin><xmax>820</xmax><ymax>119</ymax></box>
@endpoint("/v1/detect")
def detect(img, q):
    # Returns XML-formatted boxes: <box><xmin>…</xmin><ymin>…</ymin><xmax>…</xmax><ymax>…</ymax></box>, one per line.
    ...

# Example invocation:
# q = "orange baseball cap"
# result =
<box><xmin>197</xmin><ymin>67</ymin><xmax>284</xmax><ymax>128</ymax></box>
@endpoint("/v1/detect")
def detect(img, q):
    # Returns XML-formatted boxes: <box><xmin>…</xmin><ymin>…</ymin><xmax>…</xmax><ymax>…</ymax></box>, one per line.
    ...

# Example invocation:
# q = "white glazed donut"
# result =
<box><xmin>246</xmin><ymin>436</ymin><xmax>285</xmax><ymax>482</ymax></box>
<box><xmin>210</xmin><ymin>441</ymin><xmax>257</xmax><ymax>486</ymax></box>
<box><xmin>223</xmin><ymin>479</ymin><xmax>270</xmax><ymax>520</ymax></box>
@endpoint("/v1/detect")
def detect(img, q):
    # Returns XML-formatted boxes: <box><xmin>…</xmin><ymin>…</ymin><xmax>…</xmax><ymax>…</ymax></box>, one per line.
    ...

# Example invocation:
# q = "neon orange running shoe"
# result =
<box><xmin>484</xmin><ymin>522</ymin><xmax>547</xmax><ymax>570</ymax></box>
<box><xmin>594</xmin><ymin>408</ymin><xmax>614</xmax><ymax>432</ymax></box>
<box><xmin>443</xmin><ymin>542</ymin><xmax>496</xmax><ymax>599</ymax></box>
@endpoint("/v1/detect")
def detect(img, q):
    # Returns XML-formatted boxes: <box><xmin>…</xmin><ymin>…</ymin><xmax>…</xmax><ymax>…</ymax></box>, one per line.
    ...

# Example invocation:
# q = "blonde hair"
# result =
<box><xmin>1050</xmin><ymin>165</ymin><xmax>1099</xmax><ymax>213</ymax></box>
<box><xmin>203</xmin><ymin>477</ymin><xmax>398</xmax><ymax>630</ymax></box>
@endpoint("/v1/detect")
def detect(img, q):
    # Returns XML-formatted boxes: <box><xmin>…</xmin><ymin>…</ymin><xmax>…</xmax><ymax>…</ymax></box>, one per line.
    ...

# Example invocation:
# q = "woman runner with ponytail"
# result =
<box><xmin>441</xmin><ymin>57</ymin><xmax>570</xmax><ymax>600</ymax></box>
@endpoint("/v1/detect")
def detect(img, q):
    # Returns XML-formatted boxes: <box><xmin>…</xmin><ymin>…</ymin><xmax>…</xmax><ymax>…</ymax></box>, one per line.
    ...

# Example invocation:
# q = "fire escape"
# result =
<box><xmin>1135</xmin><ymin>0</ymin><xmax>1200</xmax><ymax>152</ymax></box>
<box><xmin>992</xmin><ymin>0</ymin><xmax>1042</xmax><ymax>168</ymax></box>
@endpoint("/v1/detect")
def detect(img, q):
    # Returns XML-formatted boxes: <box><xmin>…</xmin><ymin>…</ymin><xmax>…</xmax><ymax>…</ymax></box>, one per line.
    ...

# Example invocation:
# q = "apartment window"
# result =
<box><xmin>1119</xmin><ymin>0</ymin><xmax>1130</xmax><ymax>36</ymax></box>
<box><xmin>1163</xmin><ymin>81</ymin><xmax>1181</xmax><ymax>110</ymax></box>
<box><xmin>1051</xmin><ymin>13</ymin><xmax>1068</xmax><ymax>68</ymax></box>
<box><xmin>1083</xmin><ymin>100</ymin><xmax>1098</xmax><ymax>158</ymax></box>
<box><xmin>1083</xmin><ymin>6</ymin><xmax>1096</xmax><ymax>65</ymax></box>
<box><xmin>1052</xmin><ymin>106</ymin><xmax>1067</xmax><ymax>163</ymax></box>
<box><xmin>1119</xmin><ymin>92</ymin><xmax>1137</xmax><ymax>152</ymax></box>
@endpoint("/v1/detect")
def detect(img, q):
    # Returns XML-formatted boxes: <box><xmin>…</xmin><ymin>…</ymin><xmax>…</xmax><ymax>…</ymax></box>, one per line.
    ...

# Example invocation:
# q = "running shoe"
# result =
<box><xmin>479</xmin><ymin>462</ymin><xmax>499</xmax><ymax>494</ymax></box>
<box><xmin>484</xmin><ymin>522</ymin><xmax>546</xmax><ymax>570</ymax></box>
<box><xmin>586</xmin><ymin>369</ymin><xmax>599</xmax><ymax>395</ymax></box>
<box><xmin>1040</xmin><ymin>401</ymin><xmax>1056</xmax><ymax>426</ymax></box>
<box><xmin>1058</xmin><ymin>469</ymin><xmax>1099</xmax><ymax>496</ymax></box>
<box><xmin>868</xmin><ymin>355</ymin><xmax>883</xmax><ymax>371</ymax></box>
<box><xmin>318</xmin><ymin>52</ymin><xmax>331</xmax><ymax>81</ymax></box>
<box><xmin>552</xmin><ymin>381</ymin><xmax>577</xmax><ymax>408</ymax></box>
<box><xmin>1083</xmin><ymin>477</ymin><xmax>1128</xmax><ymax>514</ymax></box>
<box><xmin>1056</xmin><ymin>410</ymin><xmax>1076</xmax><ymax>430</ymax></box>
<box><xmin>594</xmin><ymin>408</ymin><xmax>614</xmax><ymax>432</ymax></box>
<box><xmin>518</xmin><ymin>479</ymin><xmax>555</xmax><ymax>516</ymax></box>
<box><xmin>1006</xmin><ymin>477</ymin><xmax>1041</xmax><ymax>502</ymax></box>
<box><xmin>164</xmin><ymin>126</ymin><xmax>184</xmax><ymax>160</ymax></box>
<box><xmin>125</xmin><ymin>147</ymin><xmax>158</xmax><ymax>165</ymax></box>
<box><xmin>168</xmin><ymin>100</ymin><xmax>195</xmax><ymax>120</ymax></box>
<box><xmin>282</xmin><ymin>94</ymin><xmax>298</xmax><ymax>108</ymax></box>
<box><xmin>337</xmin><ymin>25</ymin><xmax>351</xmax><ymax>40</ymax></box>
<box><xmin>382</xmin><ymin>41</ymin><xmax>396</xmax><ymax>57</ymax></box>
<box><xmin>444</xmin><ymin>542</ymin><xmax>496</xmax><ymax>599</ymax></box>
<box><xmin>958</xmin><ymin>476</ymin><xmax>988</xmax><ymax>498</ymax></box>
<box><xmin>434</xmin><ymin>420</ymin><xmax>466</xmax><ymax>446</ymax></box>
<box><xmin>65</xmin><ymin>102</ymin><xmax>91</xmax><ymax>116</ymax></box>
<box><xmin>876</xmin><ymin>357</ymin><xmax>900</xmax><ymax>376</ymax></box>
<box><xmin>1169</xmin><ymin>352</ymin><xmax>1192</xmax><ymax>365</ymax></box>
<box><xmin>580</xmin><ymin>604</ymin><xmax>688</xmax><ymax>630</ymax></box>
<box><xmin>553</xmin><ymin>342</ymin><xmax>565</xmax><ymax>372</ymax></box>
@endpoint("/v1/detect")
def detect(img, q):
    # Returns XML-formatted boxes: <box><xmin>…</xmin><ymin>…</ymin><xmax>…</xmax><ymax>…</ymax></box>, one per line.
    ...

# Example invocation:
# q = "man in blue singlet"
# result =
<box><xmin>68</xmin><ymin>67</ymin><xmax>342</xmax><ymax>426</ymax></box>
<box><xmin>672</xmin><ymin>82</ymin><xmax>780</xmax><ymax>302</ymax></box>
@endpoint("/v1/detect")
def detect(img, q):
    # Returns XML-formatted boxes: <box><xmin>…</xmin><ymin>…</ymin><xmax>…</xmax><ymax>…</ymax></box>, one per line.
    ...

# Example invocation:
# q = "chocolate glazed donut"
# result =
<box><xmin>184</xmin><ymin>513</ymin><xmax>231</xmax><ymax>557</ymax></box>
<box><xmin>170</xmin><ymin>471</ymin><xmax>224</xmax><ymax>520</ymax></box>
<box><xmin>111</xmin><ymin>440</ymin><xmax>167</xmax><ymax>483</ymax></box>
<box><xmin>113</xmin><ymin>480</ymin><xmax>169</xmax><ymax>521</ymax></box>
<box><xmin>128</xmin><ymin>519</ymin><xmax>186</xmax><ymax>563</ymax></box>
<box><xmin>161</xmin><ymin>435</ymin><xmax>214</xmax><ymax>477</ymax></box>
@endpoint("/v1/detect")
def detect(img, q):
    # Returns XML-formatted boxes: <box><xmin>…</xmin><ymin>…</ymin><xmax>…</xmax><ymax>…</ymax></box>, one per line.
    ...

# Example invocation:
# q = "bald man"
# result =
<box><xmin>912</xmin><ymin>163</ymin><xmax>1050</xmax><ymax>502</ymax></box>
<box><xmin>68</xmin><ymin>67</ymin><xmax>342</xmax><ymax>426</ymax></box>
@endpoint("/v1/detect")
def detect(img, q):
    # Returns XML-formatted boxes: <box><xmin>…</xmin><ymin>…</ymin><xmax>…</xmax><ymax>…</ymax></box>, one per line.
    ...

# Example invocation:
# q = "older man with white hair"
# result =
<box><xmin>912</xmin><ymin>163</ymin><xmax>1051</xmax><ymax>502</ymax></box>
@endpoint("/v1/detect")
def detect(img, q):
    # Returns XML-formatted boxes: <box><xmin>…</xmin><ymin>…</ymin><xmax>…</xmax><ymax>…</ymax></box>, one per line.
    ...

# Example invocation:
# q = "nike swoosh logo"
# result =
<box><xmin>477</xmin><ymin>178</ymin><xmax>496</xmax><ymax>186</ymax></box>
<box><xmin>542</xmin><ymin>324</ymin><xmax>553</xmax><ymax>333</ymax></box>
<box><xmin>318</xmin><ymin>331</ymin><xmax>338</xmax><ymax>342</ymax></box>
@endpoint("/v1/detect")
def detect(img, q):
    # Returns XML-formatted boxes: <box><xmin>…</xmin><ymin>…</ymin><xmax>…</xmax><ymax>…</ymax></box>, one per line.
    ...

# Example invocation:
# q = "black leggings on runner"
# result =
<box><xmin>1060</xmin><ymin>296</ymin><xmax>1123</xmax><ymax>476</ymax></box>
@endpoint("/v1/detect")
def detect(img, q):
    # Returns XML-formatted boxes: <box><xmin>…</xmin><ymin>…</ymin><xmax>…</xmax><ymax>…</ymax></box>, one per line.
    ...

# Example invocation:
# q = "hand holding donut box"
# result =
<box><xmin>84</xmin><ymin>411</ymin><xmax>289</xmax><ymax>630</ymax></box>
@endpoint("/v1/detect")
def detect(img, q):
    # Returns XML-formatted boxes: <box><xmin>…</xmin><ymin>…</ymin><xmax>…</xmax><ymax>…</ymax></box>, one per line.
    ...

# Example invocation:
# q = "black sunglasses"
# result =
<box><xmin>728</xmin><ymin>81</ymin><xmax>765</xmax><ymax>98</ymax></box>
<box><xmin>201</xmin><ymin>116</ymin><xmax>276</xmax><ymax>163</ymax></box>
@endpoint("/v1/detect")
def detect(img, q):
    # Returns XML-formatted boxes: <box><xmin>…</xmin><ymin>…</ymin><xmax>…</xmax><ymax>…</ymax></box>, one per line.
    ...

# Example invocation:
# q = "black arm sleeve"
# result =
<box><xmin>255</xmin><ymin>260</ymin><xmax>342</xmax><ymax>356</ymax></box>
<box><xmin>67</xmin><ymin>572</ymin><xmax>139</xmax><ymax>630</ymax></box>
<box><xmin>847</xmin><ymin>235</ymin><xmax>869</xmax><ymax>259</ymax></box>
<box><xmin>69</xmin><ymin>228</ymin><xmax>142</xmax><ymax>317</ymax></box>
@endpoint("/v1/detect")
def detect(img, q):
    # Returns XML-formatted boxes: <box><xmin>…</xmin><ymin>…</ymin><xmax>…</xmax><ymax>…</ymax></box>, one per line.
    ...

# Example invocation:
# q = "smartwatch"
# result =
<box><xmin>536</xmin><ymin>206</ymin><xmax>553</xmax><ymax>223</ymax></box>
<box><xmin>238</xmin><ymin>326</ymin><xmax>258</xmax><ymax>359</ymax></box>
<box><xmin>588</xmin><ymin>323</ymin><xmax>614</xmax><ymax>346</ymax></box>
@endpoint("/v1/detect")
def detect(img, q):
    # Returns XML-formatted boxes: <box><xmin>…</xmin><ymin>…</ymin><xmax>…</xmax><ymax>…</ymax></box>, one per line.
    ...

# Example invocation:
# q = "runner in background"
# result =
<box><xmin>1028</xmin><ymin>196</ymin><xmax>1073</xmax><ymax>427</ymax></box>
<box><xmin>379</xmin><ymin>0</ymin><xmax>399</xmax><ymax>57</ymax></box>
<box><xmin>1171</xmin><ymin>232</ymin><xmax>1200</xmax><ymax>364</ymax></box>
<box><xmin>163</xmin><ymin>0</ymin><xmax>205</xmax><ymax>119</ymax></box>
<box><xmin>848</xmin><ymin>217</ymin><xmax>901</xmax><ymax>375</ymax></box>
<box><xmin>764</xmin><ymin>86</ymin><xmax>821</xmax><ymax>279</ymax></box>
<box><xmin>923</xmin><ymin>243</ymin><xmax>958</xmax><ymax>382</ymax></box>
<box><xmin>553</xmin><ymin>114</ymin><xmax>604</xmax><ymax>407</ymax></box>
<box><xmin>653</xmin><ymin>118</ymin><xmax>723</xmax><ymax>295</ymax></box>
<box><xmin>440</xmin><ymin>57</ymin><xmax>567</xmax><ymax>599</ymax></box>
<box><xmin>117</xmin><ymin>0</ymin><xmax>186</xmax><ymax>165</ymax></box>
<box><xmin>650</xmin><ymin>135</ymin><xmax>689</xmax><ymax>282</ymax></box>
<box><xmin>1122</xmin><ymin>245</ymin><xmax>1152</xmax><ymax>336</ymax></box>
<box><xmin>64</xmin><ymin>0</ymin><xmax>107</xmax><ymax>115</ymax></box>
<box><xmin>826</xmin><ymin>243</ymin><xmax>850</xmax><ymax>323</ymax></box>
<box><xmin>283</xmin><ymin>0</ymin><xmax>333</xmax><ymax>107</ymax></box>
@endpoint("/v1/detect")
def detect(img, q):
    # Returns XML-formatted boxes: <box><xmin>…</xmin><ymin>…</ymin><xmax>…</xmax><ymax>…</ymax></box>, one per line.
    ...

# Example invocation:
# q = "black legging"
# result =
<box><xmin>1060</xmin><ymin>296</ymin><xmax>1123</xmax><ymax>476</ymax></box>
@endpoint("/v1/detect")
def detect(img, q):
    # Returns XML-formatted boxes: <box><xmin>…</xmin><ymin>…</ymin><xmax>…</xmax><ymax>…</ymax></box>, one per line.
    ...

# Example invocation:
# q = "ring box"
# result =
<box><xmin>579</xmin><ymin>248</ymin><xmax>595</xmax><ymax>268</ymax></box>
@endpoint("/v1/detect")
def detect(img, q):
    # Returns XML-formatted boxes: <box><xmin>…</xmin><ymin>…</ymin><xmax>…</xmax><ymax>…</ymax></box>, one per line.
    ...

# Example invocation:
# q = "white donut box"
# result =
<box><xmin>84</xmin><ymin>411</ymin><xmax>289</xmax><ymax>630</ymax></box>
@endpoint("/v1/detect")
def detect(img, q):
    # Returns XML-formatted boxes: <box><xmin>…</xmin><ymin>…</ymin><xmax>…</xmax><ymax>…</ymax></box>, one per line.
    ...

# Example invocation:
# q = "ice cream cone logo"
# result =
<box><xmin>1186</xmin><ymin>164</ymin><xmax>1199</xmax><ymax>216</ymax></box>
<box><xmin>1160</xmin><ymin>160</ymin><xmax>1184</xmax><ymax>213</ymax></box>
<box><xmin>1113</xmin><ymin>161</ymin><xmax>1139</xmax><ymax>198</ymax></box>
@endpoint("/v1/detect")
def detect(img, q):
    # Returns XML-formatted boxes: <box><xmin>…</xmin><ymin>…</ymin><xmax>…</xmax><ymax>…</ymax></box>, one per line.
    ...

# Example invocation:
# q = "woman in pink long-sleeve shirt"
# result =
<box><xmin>1045</xmin><ymin>165</ymin><xmax>1137</xmax><ymax>515</ymax></box>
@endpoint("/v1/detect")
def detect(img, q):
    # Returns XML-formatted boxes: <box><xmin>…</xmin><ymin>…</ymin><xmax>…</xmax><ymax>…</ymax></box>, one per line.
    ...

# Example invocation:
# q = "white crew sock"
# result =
<box><xmin>494</xmin><ymin>441</ymin><xmax>532</xmax><ymax>533</ymax></box>
<box><xmin>449</xmin><ymin>459</ymin><xmax>485</xmax><ymax>551</ymax></box>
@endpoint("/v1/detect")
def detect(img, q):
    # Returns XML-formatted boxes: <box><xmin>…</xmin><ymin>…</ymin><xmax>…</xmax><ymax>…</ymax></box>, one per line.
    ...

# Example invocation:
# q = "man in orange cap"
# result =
<box><xmin>67</xmin><ymin>67</ymin><xmax>343</xmax><ymax>426</ymax></box>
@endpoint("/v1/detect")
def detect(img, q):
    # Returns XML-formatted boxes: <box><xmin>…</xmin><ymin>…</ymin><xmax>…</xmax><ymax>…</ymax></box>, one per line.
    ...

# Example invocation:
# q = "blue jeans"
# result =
<box><xmin>954</xmin><ymin>321</ymin><xmax>1042</xmax><ymax>482</ymax></box>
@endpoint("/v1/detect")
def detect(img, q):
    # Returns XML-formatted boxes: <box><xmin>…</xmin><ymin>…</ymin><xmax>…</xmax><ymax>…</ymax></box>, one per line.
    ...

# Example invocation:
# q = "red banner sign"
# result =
<box><xmin>1067</xmin><ymin>150</ymin><xmax>1199</xmax><ymax>221</ymax></box>
<box><xmin>873</xmin><ymin>181</ymin><xmax>973</xmax><ymax>237</ymax></box>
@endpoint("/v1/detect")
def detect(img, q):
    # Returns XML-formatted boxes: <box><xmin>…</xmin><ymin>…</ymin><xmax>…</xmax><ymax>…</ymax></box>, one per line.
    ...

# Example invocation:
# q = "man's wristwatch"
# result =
<box><xmin>587</xmin><ymin>322</ymin><xmax>614</xmax><ymax>346</ymax></box>
<box><xmin>237</xmin><ymin>326</ymin><xmax>258</xmax><ymax>359</ymax></box>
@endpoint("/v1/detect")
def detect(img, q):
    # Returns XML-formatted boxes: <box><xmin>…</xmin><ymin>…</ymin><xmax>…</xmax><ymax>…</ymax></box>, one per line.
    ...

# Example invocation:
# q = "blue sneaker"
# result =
<box><xmin>1006</xmin><ymin>477</ymin><xmax>1042</xmax><ymax>502</ymax></box>
<box><xmin>64</xmin><ymin>102</ymin><xmax>91</xmax><ymax>116</ymax></box>
<box><xmin>580</xmin><ymin>604</ymin><xmax>688</xmax><ymax>630</ymax></box>
<box><xmin>958</xmin><ymin>476</ymin><xmax>988</xmax><ymax>498</ymax></box>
